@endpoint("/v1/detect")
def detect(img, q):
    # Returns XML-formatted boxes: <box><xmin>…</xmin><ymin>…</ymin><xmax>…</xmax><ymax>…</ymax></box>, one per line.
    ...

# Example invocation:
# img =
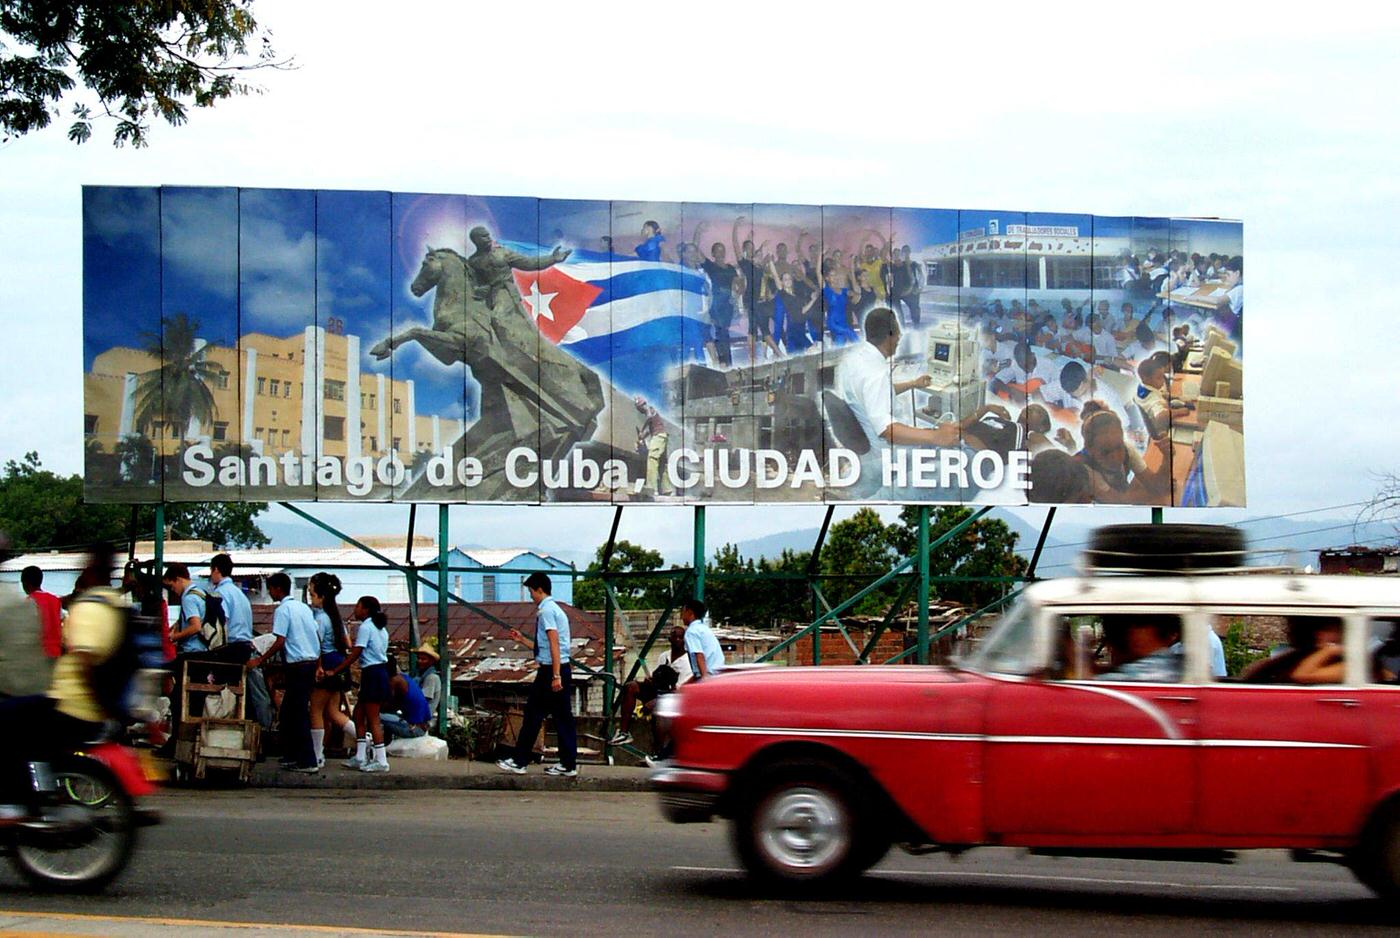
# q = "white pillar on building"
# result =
<box><xmin>345</xmin><ymin>334</ymin><xmax>361</xmax><ymax>463</ymax></box>
<box><xmin>962</xmin><ymin>259</ymin><xmax>972</xmax><ymax>289</ymax></box>
<box><xmin>300</xmin><ymin>326</ymin><xmax>322</xmax><ymax>457</ymax></box>
<box><xmin>186</xmin><ymin>338</ymin><xmax>208</xmax><ymax>440</ymax></box>
<box><xmin>1038</xmin><ymin>255</ymin><xmax>1048</xmax><ymax>291</ymax></box>
<box><xmin>432</xmin><ymin>415</ymin><xmax>441</xmax><ymax>452</ymax></box>
<box><xmin>118</xmin><ymin>372</ymin><xmax>138</xmax><ymax>439</ymax></box>
<box><xmin>376</xmin><ymin>373</ymin><xmax>387</xmax><ymax>454</ymax></box>
<box><xmin>243</xmin><ymin>348</ymin><xmax>260</xmax><ymax>454</ymax></box>
<box><xmin>405</xmin><ymin>380</ymin><xmax>417</xmax><ymax>454</ymax></box>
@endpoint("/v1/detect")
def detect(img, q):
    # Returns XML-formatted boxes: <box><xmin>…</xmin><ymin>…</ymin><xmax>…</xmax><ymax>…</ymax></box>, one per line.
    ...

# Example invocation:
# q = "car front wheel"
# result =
<box><xmin>733</xmin><ymin>761</ymin><xmax>871</xmax><ymax>889</ymax></box>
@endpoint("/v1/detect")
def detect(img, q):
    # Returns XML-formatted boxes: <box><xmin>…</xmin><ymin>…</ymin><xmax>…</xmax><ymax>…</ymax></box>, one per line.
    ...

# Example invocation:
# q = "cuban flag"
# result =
<box><xmin>504</xmin><ymin>242</ymin><xmax>712</xmax><ymax>404</ymax></box>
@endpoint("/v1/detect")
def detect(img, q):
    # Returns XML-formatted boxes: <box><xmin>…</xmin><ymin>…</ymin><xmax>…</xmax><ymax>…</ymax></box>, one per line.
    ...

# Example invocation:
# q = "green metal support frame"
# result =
<box><xmin>917</xmin><ymin>506</ymin><xmax>931</xmax><ymax>664</ymax></box>
<box><xmin>437</xmin><ymin>505</ymin><xmax>449</xmax><ymax>735</ymax></box>
<box><xmin>692</xmin><ymin>506</ymin><xmax>705</xmax><ymax>601</ymax></box>
<box><xmin>759</xmin><ymin>506</ymin><xmax>992</xmax><ymax>665</ymax></box>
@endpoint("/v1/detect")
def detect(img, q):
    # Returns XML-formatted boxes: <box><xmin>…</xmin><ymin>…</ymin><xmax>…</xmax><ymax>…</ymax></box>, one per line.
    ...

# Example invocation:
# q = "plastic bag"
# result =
<box><xmin>386</xmin><ymin>734</ymin><xmax>448</xmax><ymax>760</ymax></box>
<box><xmin>204</xmin><ymin>687</ymin><xmax>238</xmax><ymax>719</ymax></box>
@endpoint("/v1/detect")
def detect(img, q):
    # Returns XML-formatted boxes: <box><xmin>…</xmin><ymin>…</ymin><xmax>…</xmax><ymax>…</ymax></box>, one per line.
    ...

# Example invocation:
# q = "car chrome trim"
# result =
<box><xmin>694</xmin><ymin>726</ymin><xmax>1366</xmax><ymax>750</ymax></box>
<box><xmin>1054</xmin><ymin>683</ymin><xmax>1183</xmax><ymax>740</ymax></box>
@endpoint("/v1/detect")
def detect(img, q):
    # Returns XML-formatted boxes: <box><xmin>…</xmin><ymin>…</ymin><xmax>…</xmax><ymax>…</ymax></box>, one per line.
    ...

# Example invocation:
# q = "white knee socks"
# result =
<box><xmin>356</xmin><ymin>735</ymin><xmax>369</xmax><ymax>763</ymax></box>
<box><xmin>311</xmin><ymin>729</ymin><xmax>325</xmax><ymax>762</ymax></box>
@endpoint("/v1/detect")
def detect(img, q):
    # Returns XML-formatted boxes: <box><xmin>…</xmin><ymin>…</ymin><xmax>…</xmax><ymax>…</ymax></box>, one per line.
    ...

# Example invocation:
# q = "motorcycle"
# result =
<box><xmin>3</xmin><ymin>740</ymin><xmax>161</xmax><ymax>892</ymax></box>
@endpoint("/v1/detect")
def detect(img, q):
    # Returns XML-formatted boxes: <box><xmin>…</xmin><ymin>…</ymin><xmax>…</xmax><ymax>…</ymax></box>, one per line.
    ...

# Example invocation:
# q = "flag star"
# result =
<box><xmin>523</xmin><ymin>280</ymin><xmax>559</xmax><ymax>322</ymax></box>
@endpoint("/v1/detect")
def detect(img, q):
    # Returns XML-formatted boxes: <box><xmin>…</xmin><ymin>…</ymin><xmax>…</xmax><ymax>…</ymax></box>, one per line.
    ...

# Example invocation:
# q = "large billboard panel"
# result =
<box><xmin>81</xmin><ymin>187</ymin><xmax>1243</xmax><ymax>507</ymax></box>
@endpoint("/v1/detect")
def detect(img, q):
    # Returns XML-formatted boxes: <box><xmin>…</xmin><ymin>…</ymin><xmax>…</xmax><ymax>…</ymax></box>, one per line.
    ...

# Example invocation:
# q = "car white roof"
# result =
<box><xmin>1023</xmin><ymin>574</ymin><xmax>1400</xmax><ymax>612</ymax></box>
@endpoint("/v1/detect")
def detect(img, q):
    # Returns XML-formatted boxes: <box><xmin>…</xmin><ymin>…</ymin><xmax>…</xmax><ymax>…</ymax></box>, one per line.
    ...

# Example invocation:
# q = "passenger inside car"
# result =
<box><xmin>1094</xmin><ymin>615</ymin><xmax>1183</xmax><ymax>682</ymax></box>
<box><xmin>1239</xmin><ymin>616</ymin><xmax>1345</xmax><ymax>685</ymax></box>
<box><xmin>1371</xmin><ymin>618</ymin><xmax>1400</xmax><ymax>684</ymax></box>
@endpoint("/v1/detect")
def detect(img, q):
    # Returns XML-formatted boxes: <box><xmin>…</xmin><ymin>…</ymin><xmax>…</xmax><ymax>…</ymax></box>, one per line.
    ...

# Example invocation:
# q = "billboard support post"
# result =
<box><xmin>436</xmin><ymin>504</ymin><xmax>449</xmax><ymax>736</ymax></box>
<box><xmin>807</xmin><ymin>507</ymin><xmax>835</xmax><ymax>666</ymax></box>
<box><xmin>600</xmin><ymin>506</ymin><xmax>622</xmax><ymax>762</ymax></box>
<box><xmin>693</xmin><ymin>506</ymin><xmax>705</xmax><ymax>602</ymax></box>
<box><xmin>1152</xmin><ymin>507</ymin><xmax>1164</xmax><ymax>525</ymax></box>
<box><xmin>917</xmin><ymin>506</ymin><xmax>931</xmax><ymax>665</ymax></box>
<box><xmin>1027</xmin><ymin>507</ymin><xmax>1058</xmax><ymax>579</ymax></box>
<box><xmin>153</xmin><ymin>503</ymin><xmax>164</xmax><ymax>579</ymax></box>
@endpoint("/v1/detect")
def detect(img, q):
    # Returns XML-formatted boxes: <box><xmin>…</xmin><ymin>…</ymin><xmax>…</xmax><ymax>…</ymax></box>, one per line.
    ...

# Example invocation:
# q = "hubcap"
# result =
<box><xmin>757</xmin><ymin>785</ymin><xmax>848</xmax><ymax>873</ymax></box>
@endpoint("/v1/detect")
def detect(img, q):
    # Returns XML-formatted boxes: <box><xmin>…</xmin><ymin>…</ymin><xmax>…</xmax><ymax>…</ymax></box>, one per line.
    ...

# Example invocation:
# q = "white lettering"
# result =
<box><xmin>217</xmin><ymin>456</ymin><xmax>244</xmax><ymax>488</ymax></box>
<box><xmin>755</xmin><ymin>449</ymin><xmax>788</xmax><ymax>489</ymax></box>
<box><xmin>249</xmin><ymin>455</ymin><xmax>277</xmax><ymax>486</ymax></box>
<box><xmin>940</xmin><ymin>450</ymin><xmax>970</xmax><ymax>490</ymax></box>
<box><xmin>542</xmin><ymin>456</ymin><xmax>569</xmax><ymax>489</ymax></box>
<box><xmin>456</xmin><ymin>457</ymin><xmax>483</xmax><ymax>488</ymax></box>
<box><xmin>315</xmin><ymin>455</ymin><xmax>342</xmax><ymax>487</ymax></box>
<box><xmin>601</xmin><ymin>460</ymin><xmax>627</xmax><ymax>490</ymax></box>
<box><xmin>345</xmin><ymin>457</ymin><xmax>373</xmax><ymax>497</ymax></box>
<box><xmin>506</xmin><ymin>448</ymin><xmax>537</xmax><ymax>488</ymax></box>
<box><xmin>1008</xmin><ymin>451</ymin><xmax>1032</xmax><ymax>490</ymax></box>
<box><xmin>573</xmin><ymin>449</ymin><xmax>600</xmax><ymax>490</ymax></box>
<box><xmin>182</xmin><ymin>444</ymin><xmax>215</xmax><ymax>486</ymax></box>
<box><xmin>790</xmin><ymin>449</ymin><xmax>825</xmax><ymax>488</ymax></box>
<box><xmin>911</xmin><ymin>449</ymin><xmax>939</xmax><ymax>488</ymax></box>
<box><xmin>668</xmin><ymin>449</ymin><xmax>700</xmax><ymax>490</ymax></box>
<box><xmin>427</xmin><ymin>449</ymin><xmax>453</xmax><ymax>486</ymax></box>
<box><xmin>828</xmin><ymin>449</ymin><xmax>859</xmax><ymax>488</ymax></box>
<box><xmin>882</xmin><ymin>448</ymin><xmax>905</xmax><ymax>488</ymax></box>
<box><xmin>376</xmin><ymin>453</ymin><xmax>406</xmax><ymax>487</ymax></box>
<box><xmin>971</xmin><ymin>450</ymin><xmax>1004</xmax><ymax>488</ymax></box>
<box><xmin>717</xmin><ymin>448</ymin><xmax>750</xmax><ymax>489</ymax></box>
<box><xmin>279</xmin><ymin>451</ymin><xmax>300</xmax><ymax>486</ymax></box>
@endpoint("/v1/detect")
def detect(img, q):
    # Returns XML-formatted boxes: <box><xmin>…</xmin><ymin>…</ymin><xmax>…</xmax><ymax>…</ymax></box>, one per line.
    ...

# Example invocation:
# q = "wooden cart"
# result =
<box><xmin>173</xmin><ymin>658</ymin><xmax>261</xmax><ymax>784</ymax></box>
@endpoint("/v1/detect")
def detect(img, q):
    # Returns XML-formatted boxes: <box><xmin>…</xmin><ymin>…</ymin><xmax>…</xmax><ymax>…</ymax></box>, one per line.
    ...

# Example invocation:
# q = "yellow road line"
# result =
<box><xmin>0</xmin><ymin>909</ymin><xmax>509</xmax><ymax>937</ymax></box>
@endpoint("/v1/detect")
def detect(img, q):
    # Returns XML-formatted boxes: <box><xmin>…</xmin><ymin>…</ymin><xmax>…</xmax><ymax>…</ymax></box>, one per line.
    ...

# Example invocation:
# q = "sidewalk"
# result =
<box><xmin>243</xmin><ymin>756</ymin><xmax>652</xmax><ymax>792</ymax></box>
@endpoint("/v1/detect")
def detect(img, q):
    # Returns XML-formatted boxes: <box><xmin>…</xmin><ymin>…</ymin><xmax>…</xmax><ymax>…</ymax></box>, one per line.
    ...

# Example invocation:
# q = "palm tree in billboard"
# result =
<box><xmin>133</xmin><ymin>312</ymin><xmax>220</xmax><ymax>460</ymax></box>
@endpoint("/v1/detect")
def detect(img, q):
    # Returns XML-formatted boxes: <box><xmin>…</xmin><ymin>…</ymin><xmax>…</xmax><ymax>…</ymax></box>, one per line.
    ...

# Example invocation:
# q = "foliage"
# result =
<box><xmin>134</xmin><ymin>312</ymin><xmax>223</xmax><ymax>444</ymax></box>
<box><xmin>0</xmin><ymin>0</ymin><xmax>291</xmax><ymax>147</ymax></box>
<box><xmin>0</xmin><ymin>451</ymin><xmax>269</xmax><ymax>552</ymax></box>
<box><xmin>819</xmin><ymin>508</ymin><xmax>902</xmax><ymax>615</ymax></box>
<box><xmin>1360</xmin><ymin>471</ymin><xmax>1400</xmax><ymax>543</ymax></box>
<box><xmin>1220</xmin><ymin>617</ymin><xmax>1269</xmax><ymax>678</ymax></box>
<box><xmin>889</xmin><ymin>506</ymin><xmax>1028</xmax><ymax>609</ymax></box>
<box><xmin>573</xmin><ymin>539</ymin><xmax>677</xmax><ymax>611</ymax></box>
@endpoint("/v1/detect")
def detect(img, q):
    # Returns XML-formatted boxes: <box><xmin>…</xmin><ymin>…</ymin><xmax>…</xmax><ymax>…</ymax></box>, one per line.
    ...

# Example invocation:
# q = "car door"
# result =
<box><xmin>983</xmin><ymin>611</ymin><xmax>1198</xmax><ymax>839</ymax></box>
<box><xmin>1195</xmin><ymin>610</ymin><xmax>1370</xmax><ymax>839</ymax></box>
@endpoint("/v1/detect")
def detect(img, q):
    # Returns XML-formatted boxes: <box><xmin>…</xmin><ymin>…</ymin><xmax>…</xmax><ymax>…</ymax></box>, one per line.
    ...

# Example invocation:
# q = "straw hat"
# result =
<box><xmin>414</xmin><ymin>643</ymin><xmax>440</xmax><ymax>663</ymax></box>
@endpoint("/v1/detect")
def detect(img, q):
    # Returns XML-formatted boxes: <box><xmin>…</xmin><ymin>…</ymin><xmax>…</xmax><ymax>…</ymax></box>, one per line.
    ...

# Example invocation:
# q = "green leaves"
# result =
<box><xmin>1</xmin><ymin>0</ymin><xmax>291</xmax><ymax>147</ymax></box>
<box><xmin>0</xmin><ymin>452</ymin><xmax>269</xmax><ymax>553</ymax></box>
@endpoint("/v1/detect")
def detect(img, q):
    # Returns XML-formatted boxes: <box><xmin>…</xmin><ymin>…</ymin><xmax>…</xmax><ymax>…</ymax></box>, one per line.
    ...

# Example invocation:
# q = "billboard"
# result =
<box><xmin>82</xmin><ymin>187</ymin><xmax>1244</xmax><ymax>507</ymax></box>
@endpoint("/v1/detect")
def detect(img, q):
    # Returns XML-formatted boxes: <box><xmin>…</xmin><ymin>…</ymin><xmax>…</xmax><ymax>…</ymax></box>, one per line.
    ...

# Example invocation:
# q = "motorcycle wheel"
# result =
<box><xmin>12</xmin><ymin>756</ymin><xmax>137</xmax><ymax>893</ymax></box>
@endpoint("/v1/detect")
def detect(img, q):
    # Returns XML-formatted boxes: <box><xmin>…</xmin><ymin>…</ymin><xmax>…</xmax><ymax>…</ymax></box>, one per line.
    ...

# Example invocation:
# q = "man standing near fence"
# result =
<box><xmin>497</xmin><ymin>572</ymin><xmax>578</xmax><ymax>777</ymax></box>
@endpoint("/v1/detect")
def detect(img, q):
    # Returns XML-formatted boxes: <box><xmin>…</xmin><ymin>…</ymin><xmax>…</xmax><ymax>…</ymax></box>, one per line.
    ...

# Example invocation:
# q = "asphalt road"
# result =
<box><xmin>0</xmin><ymin>790</ymin><xmax>1394</xmax><ymax>936</ymax></box>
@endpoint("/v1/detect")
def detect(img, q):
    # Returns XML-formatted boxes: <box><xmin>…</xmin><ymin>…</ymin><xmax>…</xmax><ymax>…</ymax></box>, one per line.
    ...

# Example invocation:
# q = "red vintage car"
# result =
<box><xmin>653</xmin><ymin>536</ymin><xmax>1400</xmax><ymax>895</ymax></box>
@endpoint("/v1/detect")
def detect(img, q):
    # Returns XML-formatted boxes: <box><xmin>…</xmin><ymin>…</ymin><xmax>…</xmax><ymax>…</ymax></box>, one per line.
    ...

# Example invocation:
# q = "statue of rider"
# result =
<box><xmin>467</xmin><ymin>225</ymin><xmax>571</xmax><ymax>320</ymax></box>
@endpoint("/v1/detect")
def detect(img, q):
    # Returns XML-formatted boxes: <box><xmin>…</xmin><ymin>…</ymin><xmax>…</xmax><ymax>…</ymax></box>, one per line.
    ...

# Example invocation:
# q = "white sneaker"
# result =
<box><xmin>359</xmin><ymin>760</ymin><xmax>389</xmax><ymax>774</ymax></box>
<box><xmin>544</xmin><ymin>764</ymin><xmax>577</xmax><ymax>777</ymax></box>
<box><xmin>342</xmin><ymin>756</ymin><xmax>365</xmax><ymax>769</ymax></box>
<box><xmin>608</xmin><ymin>731</ymin><xmax>633</xmax><ymax>746</ymax></box>
<box><xmin>496</xmin><ymin>758</ymin><xmax>527</xmax><ymax>775</ymax></box>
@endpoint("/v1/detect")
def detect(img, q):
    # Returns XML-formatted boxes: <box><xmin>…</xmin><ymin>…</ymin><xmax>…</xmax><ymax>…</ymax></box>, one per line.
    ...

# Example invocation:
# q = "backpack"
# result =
<box><xmin>188</xmin><ymin>587</ymin><xmax>227</xmax><ymax>649</ymax></box>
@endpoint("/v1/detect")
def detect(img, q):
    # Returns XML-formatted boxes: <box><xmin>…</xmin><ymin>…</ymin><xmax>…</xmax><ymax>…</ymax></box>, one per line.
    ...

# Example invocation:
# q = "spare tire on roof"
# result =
<box><xmin>1083</xmin><ymin>524</ymin><xmax>1247</xmax><ymax>574</ymax></box>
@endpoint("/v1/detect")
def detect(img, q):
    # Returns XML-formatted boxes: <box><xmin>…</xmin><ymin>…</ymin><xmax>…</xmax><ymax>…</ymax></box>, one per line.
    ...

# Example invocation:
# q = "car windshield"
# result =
<box><xmin>965</xmin><ymin>600</ymin><xmax>1039</xmax><ymax>675</ymax></box>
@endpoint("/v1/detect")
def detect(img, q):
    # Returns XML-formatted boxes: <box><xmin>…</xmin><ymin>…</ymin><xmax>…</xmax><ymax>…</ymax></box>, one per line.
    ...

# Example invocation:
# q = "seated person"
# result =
<box><xmin>1094</xmin><ymin>615</ymin><xmax>1183</xmax><ymax>682</ymax></box>
<box><xmin>1240</xmin><ymin>616</ymin><xmax>1345</xmax><ymax>685</ymax></box>
<box><xmin>1135</xmin><ymin>352</ymin><xmax>1191</xmax><ymax>439</ymax></box>
<box><xmin>609</xmin><ymin>625</ymin><xmax>692</xmax><ymax>747</ymax></box>
<box><xmin>1028</xmin><ymin>449</ymin><xmax>1091</xmax><ymax>504</ymax></box>
<box><xmin>381</xmin><ymin>657</ymin><xmax>434</xmax><ymax>741</ymax></box>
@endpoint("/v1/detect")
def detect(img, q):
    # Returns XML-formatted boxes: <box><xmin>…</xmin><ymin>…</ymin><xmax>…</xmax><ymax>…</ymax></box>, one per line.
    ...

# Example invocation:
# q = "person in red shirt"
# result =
<box><xmin>21</xmin><ymin>566</ymin><xmax>62</xmax><ymax>659</ymax></box>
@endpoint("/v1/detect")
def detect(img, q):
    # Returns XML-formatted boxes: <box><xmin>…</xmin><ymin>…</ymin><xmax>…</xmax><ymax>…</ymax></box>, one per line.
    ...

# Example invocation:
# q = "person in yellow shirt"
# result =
<box><xmin>1</xmin><ymin>545</ymin><xmax>123</xmax><ymax>819</ymax></box>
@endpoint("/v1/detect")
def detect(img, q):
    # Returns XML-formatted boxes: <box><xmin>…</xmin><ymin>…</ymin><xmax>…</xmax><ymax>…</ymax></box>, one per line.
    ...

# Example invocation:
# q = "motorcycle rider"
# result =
<box><xmin>0</xmin><ymin>544</ymin><xmax>124</xmax><ymax>823</ymax></box>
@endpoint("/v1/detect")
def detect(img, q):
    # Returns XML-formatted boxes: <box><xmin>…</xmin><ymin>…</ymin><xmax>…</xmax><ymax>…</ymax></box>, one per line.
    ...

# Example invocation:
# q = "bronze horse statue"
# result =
<box><xmin>370</xmin><ymin>247</ymin><xmax>607</xmax><ymax>500</ymax></box>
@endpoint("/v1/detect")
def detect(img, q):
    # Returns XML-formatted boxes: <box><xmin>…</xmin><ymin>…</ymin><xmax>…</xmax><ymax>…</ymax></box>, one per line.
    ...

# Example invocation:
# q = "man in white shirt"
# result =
<box><xmin>680</xmin><ymin>599</ymin><xmax>724</xmax><ymax>679</ymax></box>
<box><xmin>837</xmin><ymin>307</ymin><xmax>1008</xmax><ymax>499</ymax></box>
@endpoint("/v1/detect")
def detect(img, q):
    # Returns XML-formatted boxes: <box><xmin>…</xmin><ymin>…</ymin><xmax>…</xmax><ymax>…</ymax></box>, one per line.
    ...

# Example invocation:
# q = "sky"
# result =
<box><xmin>3</xmin><ymin>1</ymin><xmax>1399</xmax><ymax>559</ymax></box>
